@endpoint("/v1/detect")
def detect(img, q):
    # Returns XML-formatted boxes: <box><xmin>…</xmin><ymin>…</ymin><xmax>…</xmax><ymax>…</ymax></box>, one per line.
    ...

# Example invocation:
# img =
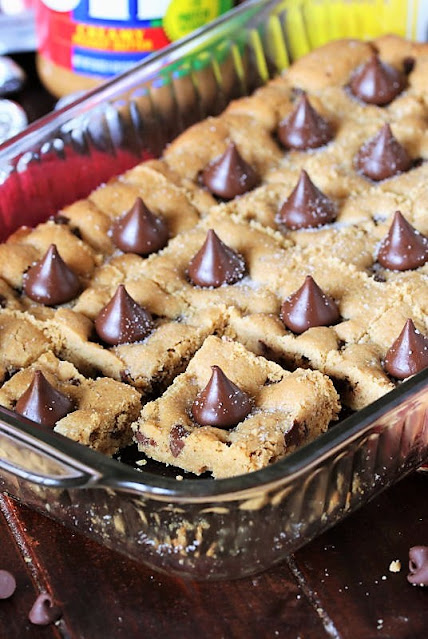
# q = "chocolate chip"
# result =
<box><xmin>403</xmin><ymin>57</ymin><xmax>415</xmax><ymax>75</ymax></box>
<box><xmin>169</xmin><ymin>424</ymin><xmax>190</xmax><ymax>457</ymax></box>
<box><xmin>384</xmin><ymin>319</ymin><xmax>428</xmax><ymax>380</ymax></box>
<box><xmin>201</xmin><ymin>143</ymin><xmax>259</xmax><ymax>200</ymax></box>
<box><xmin>372</xmin><ymin>273</ymin><xmax>386</xmax><ymax>283</ymax></box>
<box><xmin>280</xmin><ymin>275</ymin><xmax>340</xmax><ymax>334</ymax></box>
<box><xmin>278</xmin><ymin>93</ymin><xmax>333</xmax><ymax>150</ymax></box>
<box><xmin>285</xmin><ymin>420</ymin><xmax>305</xmax><ymax>448</ymax></box>
<box><xmin>276</xmin><ymin>170</ymin><xmax>336</xmax><ymax>230</ymax></box>
<box><xmin>0</xmin><ymin>570</ymin><xmax>16</xmax><ymax>599</ymax></box>
<box><xmin>0</xmin><ymin>294</ymin><xmax>7</xmax><ymax>308</ymax></box>
<box><xmin>377</xmin><ymin>211</ymin><xmax>428</xmax><ymax>270</ymax></box>
<box><xmin>187</xmin><ymin>229</ymin><xmax>246</xmax><ymax>288</ymax></box>
<box><xmin>349</xmin><ymin>55</ymin><xmax>406</xmax><ymax>105</ymax></box>
<box><xmin>258</xmin><ymin>340</ymin><xmax>283</xmax><ymax>365</ymax></box>
<box><xmin>15</xmin><ymin>370</ymin><xmax>75</xmax><ymax>428</ymax></box>
<box><xmin>408</xmin><ymin>546</ymin><xmax>428</xmax><ymax>586</ymax></box>
<box><xmin>28</xmin><ymin>593</ymin><xmax>62</xmax><ymax>626</ymax></box>
<box><xmin>330</xmin><ymin>375</ymin><xmax>353</xmax><ymax>397</ymax></box>
<box><xmin>355</xmin><ymin>124</ymin><xmax>412</xmax><ymax>181</ymax></box>
<box><xmin>23</xmin><ymin>244</ymin><xmax>81</xmax><ymax>306</ymax></box>
<box><xmin>4</xmin><ymin>367</ymin><xmax>19</xmax><ymax>383</ymax></box>
<box><xmin>94</xmin><ymin>285</ymin><xmax>153</xmax><ymax>346</ymax></box>
<box><xmin>112</xmin><ymin>197</ymin><xmax>169</xmax><ymax>256</ymax></box>
<box><xmin>71</xmin><ymin>227</ymin><xmax>82</xmax><ymax>239</ymax></box>
<box><xmin>52</xmin><ymin>215</ymin><xmax>69</xmax><ymax>225</ymax></box>
<box><xmin>135</xmin><ymin>432</ymin><xmax>157</xmax><ymax>447</ymax></box>
<box><xmin>191</xmin><ymin>365</ymin><xmax>253</xmax><ymax>429</ymax></box>
<box><xmin>120</xmin><ymin>370</ymin><xmax>134</xmax><ymax>384</ymax></box>
<box><xmin>263</xmin><ymin>375</ymin><xmax>280</xmax><ymax>386</ymax></box>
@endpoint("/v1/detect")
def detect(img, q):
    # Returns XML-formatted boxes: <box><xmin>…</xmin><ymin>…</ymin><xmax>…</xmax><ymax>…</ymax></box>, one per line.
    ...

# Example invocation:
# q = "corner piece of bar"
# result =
<box><xmin>133</xmin><ymin>336</ymin><xmax>340</xmax><ymax>478</ymax></box>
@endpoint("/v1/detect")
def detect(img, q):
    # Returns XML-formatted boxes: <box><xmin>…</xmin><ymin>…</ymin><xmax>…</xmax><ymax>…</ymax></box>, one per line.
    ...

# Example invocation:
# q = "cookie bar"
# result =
<box><xmin>54</xmin><ymin>159</ymin><xmax>204</xmax><ymax>256</ymax></box>
<box><xmin>0</xmin><ymin>219</ymin><xmax>99</xmax><ymax>293</ymax></box>
<box><xmin>36</xmin><ymin>304</ymin><xmax>228</xmax><ymax>393</ymax></box>
<box><xmin>72</xmin><ymin>253</ymin><xmax>186</xmax><ymax>320</ymax></box>
<box><xmin>0</xmin><ymin>309</ymin><xmax>52</xmax><ymax>384</ymax></box>
<box><xmin>247</xmin><ymin>243</ymin><xmax>426</xmax><ymax>338</ymax></box>
<box><xmin>133</xmin><ymin>336</ymin><xmax>340</xmax><ymax>478</ymax></box>
<box><xmin>0</xmin><ymin>352</ymin><xmax>141</xmax><ymax>455</ymax></box>
<box><xmin>226</xmin><ymin>309</ymin><xmax>394</xmax><ymax>411</ymax></box>
<box><xmin>163</xmin><ymin>111</ymin><xmax>284</xmax><ymax>186</ymax></box>
<box><xmin>224</xmin><ymin>245</ymin><xmax>426</xmax><ymax>410</ymax></box>
<box><xmin>0</xmin><ymin>278</ymin><xmax>24</xmax><ymax>312</ymax></box>
<box><xmin>139</xmin><ymin>211</ymin><xmax>287</xmax><ymax>315</ymax></box>
<box><xmin>85</xmin><ymin>165</ymin><xmax>200</xmax><ymax>250</ymax></box>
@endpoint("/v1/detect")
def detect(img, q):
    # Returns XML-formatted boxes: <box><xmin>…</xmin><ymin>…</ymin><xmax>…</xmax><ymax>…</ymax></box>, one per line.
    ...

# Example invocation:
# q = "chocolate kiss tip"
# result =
<box><xmin>350</xmin><ymin>55</ymin><xmax>406</xmax><ymax>105</ymax></box>
<box><xmin>23</xmin><ymin>244</ymin><xmax>81</xmax><ymax>306</ymax></box>
<box><xmin>384</xmin><ymin>319</ymin><xmax>428</xmax><ymax>380</ymax></box>
<box><xmin>188</xmin><ymin>228</ymin><xmax>246</xmax><ymax>288</ymax></box>
<box><xmin>276</xmin><ymin>169</ymin><xmax>336</xmax><ymax>230</ymax></box>
<box><xmin>278</xmin><ymin>93</ymin><xmax>333</xmax><ymax>150</ymax></box>
<box><xmin>28</xmin><ymin>593</ymin><xmax>62</xmax><ymax>626</ymax></box>
<box><xmin>355</xmin><ymin>123</ymin><xmax>412</xmax><ymax>181</ymax></box>
<box><xmin>191</xmin><ymin>365</ymin><xmax>253</xmax><ymax>428</ymax></box>
<box><xmin>95</xmin><ymin>284</ymin><xmax>153</xmax><ymax>346</ymax></box>
<box><xmin>201</xmin><ymin>142</ymin><xmax>259</xmax><ymax>200</ymax></box>
<box><xmin>377</xmin><ymin>211</ymin><xmax>428</xmax><ymax>271</ymax></box>
<box><xmin>15</xmin><ymin>370</ymin><xmax>74</xmax><ymax>428</ymax></box>
<box><xmin>408</xmin><ymin>546</ymin><xmax>428</xmax><ymax>586</ymax></box>
<box><xmin>280</xmin><ymin>275</ymin><xmax>340</xmax><ymax>334</ymax></box>
<box><xmin>112</xmin><ymin>197</ymin><xmax>169</xmax><ymax>256</ymax></box>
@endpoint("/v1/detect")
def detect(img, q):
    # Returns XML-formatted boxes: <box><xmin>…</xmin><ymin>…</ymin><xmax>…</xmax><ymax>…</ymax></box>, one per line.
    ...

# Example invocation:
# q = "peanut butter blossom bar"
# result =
<box><xmin>133</xmin><ymin>336</ymin><xmax>339</xmax><ymax>478</ymax></box>
<box><xmin>0</xmin><ymin>35</ymin><xmax>427</xmax><ymax>477</ymax></box>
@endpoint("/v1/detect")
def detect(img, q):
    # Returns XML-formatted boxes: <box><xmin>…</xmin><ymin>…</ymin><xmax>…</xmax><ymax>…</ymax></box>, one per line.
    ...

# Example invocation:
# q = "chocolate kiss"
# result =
<box><xmin>408</xmin><ymin>546</ymin><xmax>428</xmax><ymax>586</ymax></box>
<box><xmin>377</xmin><ymin>211</ymin><xmax>428</xmax><ymax>271</ymax></box>
<box><xmin>15</xmin><ymin>370</ymin><xmax>74</xmax><ymax>428</ymax></box>
<box><xmin>350</xmin><ymin>55</ymin><xmax>406</xmax><ymax>105</ymax></box>
<box><xmin>201</xmin><ymin>143</ymin><xmax>259</xmax><ymax>199</ymax></box>
<box><xmin>111</xmin><ymin>197</ymin><xmax>169</xmax><ymax>256</ymax></box>
<box><xmin>95</xmin><ymin>285</ymin><xmax>153</xmax><ymax>346</ymax></box>
<box><xmin>278</xmin><ymin>93</ymin><xmax>333</xmax><ymax>150</ymax></box>
<box><xmin>355</xmin><ymin>124</ymin><xmax>412</xmax><ymax>181</ymax></box>
<box><xmin>23</xmin><ymin>244</ymin><xmax>81</xmax><ymax>306</ymax></box>
<box><xmin>191</xmin><ymin>365</ymin><xmax>253</xmax><ymax>428</ymax></box>
<box><xmin>281</xmin><ymin>275</ymin><xmax>340</xmax><ymax>334</ymax></box>
<box><xmin>384</xmin><ymin>319</ymin><xmax>428</xmax><ymax>380</ymax></box>
<box><xmin>276</xmin><ymin>170</ymin><xmax>336</xmax><ymax>230</ymax></box>
<box><xmin>188</xmin><ymin>229</ymin><xmax>246</xmax><ymax>288</ymax></box>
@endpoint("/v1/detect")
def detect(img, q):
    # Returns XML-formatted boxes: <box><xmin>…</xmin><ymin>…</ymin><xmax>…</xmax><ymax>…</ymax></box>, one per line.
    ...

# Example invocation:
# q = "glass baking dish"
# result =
<box><xmin>0</xmin><ymin>0</ymin><xmax>427</xmax><ymax>580</ymax></box>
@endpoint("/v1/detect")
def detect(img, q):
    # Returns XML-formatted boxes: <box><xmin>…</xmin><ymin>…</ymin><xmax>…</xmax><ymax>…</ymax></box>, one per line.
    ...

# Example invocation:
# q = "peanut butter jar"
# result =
<box><xmin>35</xmin><ymin>0</ymin><xmax>237</xmax><ymax>97</ymax></box>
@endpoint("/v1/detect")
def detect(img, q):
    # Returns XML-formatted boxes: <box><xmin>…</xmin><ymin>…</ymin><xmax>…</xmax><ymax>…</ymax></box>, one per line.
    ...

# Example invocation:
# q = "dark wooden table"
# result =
<box><xmin>0</xmin><ymin>472</ymin><xmax>427</xmax><ymax>639</ymax></box>
<box><xmin>0</xmin><ymin>54</ymin><xmax>427</xmax><ymax>639</ymax></box>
